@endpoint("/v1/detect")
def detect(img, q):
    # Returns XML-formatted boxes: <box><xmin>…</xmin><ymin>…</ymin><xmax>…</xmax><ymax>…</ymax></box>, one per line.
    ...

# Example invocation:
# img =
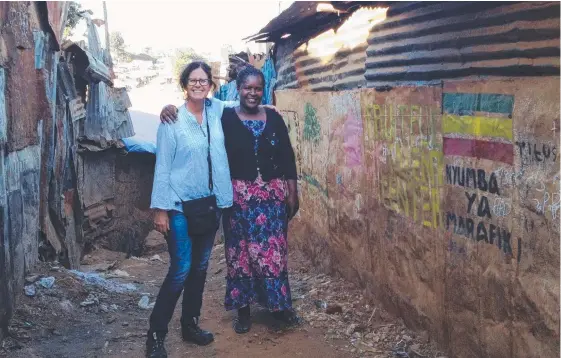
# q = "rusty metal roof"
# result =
<box><xmin>245</xmin><ymin>1</ymin><xmax>392</xmax><ymax>44</ymax></box>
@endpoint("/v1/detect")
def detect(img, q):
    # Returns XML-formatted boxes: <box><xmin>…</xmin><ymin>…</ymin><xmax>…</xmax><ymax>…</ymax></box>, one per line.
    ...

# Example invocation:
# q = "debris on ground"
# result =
<box><xmin>69</xmin><ymin>270</ymin><xmax>137</xmax><ymax>293</ymax></box>
<box><xmin>149</xmin><ymin>254</ymin><xmax>164</xmax><ymax>262</ymax></box>
<box><xmin>24</xmin><ymin>285</ymin><xmax>36</xmax><ymax>297</ymax></box>
<box><xmin>289</xmin><ymin>255</ymin><xmax>442</xmax><ymax>358</ymax></box>
<box><xmin>2</xmin><ymin>236</ymin><xmax>447</xmax><ymax>358</ymax></box>
<box><xmin>80</xmin><ymin>293</ymin><xmax>99</xmax><ymax>307</ymax></box>
<box><xmin>105</xmin><ymin>269</ymin><xmax>131</xmax><ymax>278</ymax></box>
<box><xmin>81</xmin><ymin>261</ymin><xmax>118</xmax><ymax>273</ymax></box>
<box><xmin>37</xmin><ymin>277</ymin><xmax>55</xmax><ymax>289</ymax></box>
<box><xmin>25</xmin><ymin>275</ymin><xmax>40</xmax><ymax>284</ymax></box>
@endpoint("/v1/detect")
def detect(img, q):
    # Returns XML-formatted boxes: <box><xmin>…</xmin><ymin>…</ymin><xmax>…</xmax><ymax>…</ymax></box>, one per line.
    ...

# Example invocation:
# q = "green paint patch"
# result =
<box><xmin>303</xmin><ymin>103</ymin><xmax>321</xmax><ymax>144</ymax></box>
<box><xmin>302</xmin><ymin>173</ymin><xmax>328</xmax><ymax>197</ymax></box>
<box><xmin>443</xmin><ymin>93</ymin><xmax>514</xmax><ymax>116</ymax></box>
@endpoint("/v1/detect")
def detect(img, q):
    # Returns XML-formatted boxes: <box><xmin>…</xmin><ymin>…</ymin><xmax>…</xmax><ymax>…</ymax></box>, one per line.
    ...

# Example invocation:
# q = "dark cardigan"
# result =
<box><xmin>221</xmin><ymin>107</ymin><xmax>297</xmax><ymax>181</ymax></box>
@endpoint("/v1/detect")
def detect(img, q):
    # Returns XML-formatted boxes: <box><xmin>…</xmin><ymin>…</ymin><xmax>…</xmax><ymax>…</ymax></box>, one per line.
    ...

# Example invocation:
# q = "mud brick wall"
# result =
<box><xmin>81</xmin><ymin>151</ymin><xmax>155</xmax><ymax>256</ymax></box>
<box><xmin>276</xmin><ymin>77</ymin><xmax>560</xmax><ymax>358</ymax></box>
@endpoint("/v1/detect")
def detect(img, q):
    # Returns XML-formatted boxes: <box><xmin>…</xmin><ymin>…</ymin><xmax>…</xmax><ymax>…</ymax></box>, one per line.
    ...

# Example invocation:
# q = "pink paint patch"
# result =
<box><xmin>343</xmin><ymin>112</ymin><xmax>363</xmax><ymax>167</ymax></box>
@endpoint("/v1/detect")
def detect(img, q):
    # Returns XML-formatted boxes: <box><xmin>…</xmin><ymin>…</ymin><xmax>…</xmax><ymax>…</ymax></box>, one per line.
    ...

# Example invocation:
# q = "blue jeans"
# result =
<box><xmin>149</xmin><ymin>210</ymin><xmax>218</xmax><ymax>333</ymax></box>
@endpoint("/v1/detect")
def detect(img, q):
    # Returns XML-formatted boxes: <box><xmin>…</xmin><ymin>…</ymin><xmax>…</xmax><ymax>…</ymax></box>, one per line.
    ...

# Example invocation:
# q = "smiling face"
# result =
<box><xmin>239</xmin><ymin>74</ymin><xmax>264</xmax><ymax>110</ymax></box>
<box><xmin>185</xmin><ymin>67</ymin><xmax>211</xmax><ymax>101</ymax></box>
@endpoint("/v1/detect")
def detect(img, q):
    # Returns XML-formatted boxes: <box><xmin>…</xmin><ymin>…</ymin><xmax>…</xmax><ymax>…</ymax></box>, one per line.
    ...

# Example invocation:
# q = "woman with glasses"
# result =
<box><xmin>146</xmin><ymin>61</ymin><xmax>276</xmax><ymax>358</ymax></box>
<box><xmin>157</xmin><ymin>66</ymin><xmax>301</xmax><ymax>337</ymax></box>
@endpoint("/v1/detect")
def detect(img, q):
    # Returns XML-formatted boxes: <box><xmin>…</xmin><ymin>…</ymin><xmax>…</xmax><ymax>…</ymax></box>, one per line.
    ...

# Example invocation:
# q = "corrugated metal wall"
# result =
<box><xmin>275</xmin><ymin>2</ymin><xmax>560</xmax><ymax>92</ymax></box>
<box><xmin>276</xmin><ymin>7</ymin><xmax>388</xmax><ymax>91</ymax></box>
<box><xmin>276</xmin><ymin>40</ymin><xmax>368</xmax><ymax>91</ymax></box>
<box><xmin>365</xmin><ymin>1</ymin><xmax>560</xmax><ymax>87</ymax></box>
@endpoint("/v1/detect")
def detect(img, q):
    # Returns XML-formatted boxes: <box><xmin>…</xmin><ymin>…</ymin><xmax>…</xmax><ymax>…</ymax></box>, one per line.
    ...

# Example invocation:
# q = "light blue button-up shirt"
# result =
<box><xmin>150</xmin><ymin>98</ymin><xmax>236</xmax><ymax>212</ymax></box>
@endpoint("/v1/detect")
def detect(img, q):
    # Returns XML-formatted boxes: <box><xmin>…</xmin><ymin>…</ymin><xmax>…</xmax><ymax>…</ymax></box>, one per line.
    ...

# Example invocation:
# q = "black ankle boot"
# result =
<box><xmin>146</xmin><ymin>331</ymin><xmax>167</xmax><ymax>358</ymax></box>
<box><xmin>181</xmin><ymin>317</ymin><xmax>214</xmax><ymax>346</ymax></box>
<box><xmin>233</xmin><ymin>306</ymin><xmax>251</xmax><ymax>334</ymax></box>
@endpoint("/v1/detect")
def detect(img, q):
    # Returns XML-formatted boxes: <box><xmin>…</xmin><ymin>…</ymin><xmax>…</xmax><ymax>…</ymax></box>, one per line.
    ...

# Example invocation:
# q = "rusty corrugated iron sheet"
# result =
<box><xmin>0</xmin><ymin>1</ymin><xmax>79</xmax><ymax>339</ymax></box>
<box><xmin>365</xmin><ymin>1</ymin><xmax>561</xmax><ymax>87</ymax></box>
<box><xmin>246</xmin><ymin>1</ymin><xmax>390</xmax><ymax>44</ymax></box>
<box><xmin>62</xmin><ymin>13</ymin><xmax>133</xmax><ymax>144</ymax></box>
<box><xmin>274</xmin><ymin>2</ymin><xmax>560</xmax><ymax>92</ymax></box>
<box><xmin>275</xmin><ymin>6</ymin><xmax>387</xmax><ymax>91</ymax></box>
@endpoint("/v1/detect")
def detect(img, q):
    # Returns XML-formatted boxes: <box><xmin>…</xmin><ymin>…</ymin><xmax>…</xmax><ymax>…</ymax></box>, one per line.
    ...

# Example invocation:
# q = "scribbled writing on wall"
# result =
<box><xmin>364</xmin><ymin>103</ymin><xmax>443</xmax><ymax>228</ymax></box>
<box><xmin>533</xmin><ymin>181</ymin><xmax>560</xmax><ymax>221</ymax></box>
<box><xmin>515</xmin><ymin>141</ymin><xmax>558</xmax><ymax>165</ymax></box>
<box><xmin>442</xmin><ymin>92</ymin><xmax>515</xmax><ymax>165</ymax></box>
<box><xmin>445</xmin><ymin>164</ymin><xmax>517</xmax><ymax>258</ymax></box>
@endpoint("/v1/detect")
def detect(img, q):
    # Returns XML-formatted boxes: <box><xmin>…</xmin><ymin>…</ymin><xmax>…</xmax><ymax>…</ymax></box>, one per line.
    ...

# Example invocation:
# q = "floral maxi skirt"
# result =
<box><xmin>223</xmin><ymin>176</ymin><xmax>293</xmax><ymax>312</ymax></box>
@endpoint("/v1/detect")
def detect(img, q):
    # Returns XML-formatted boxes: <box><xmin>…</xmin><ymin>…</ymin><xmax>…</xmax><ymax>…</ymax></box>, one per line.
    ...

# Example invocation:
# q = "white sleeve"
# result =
<box><xmin>150</xmin><ymin>123</ymin><xmax>177</xmax><ymax>210</ymax></box>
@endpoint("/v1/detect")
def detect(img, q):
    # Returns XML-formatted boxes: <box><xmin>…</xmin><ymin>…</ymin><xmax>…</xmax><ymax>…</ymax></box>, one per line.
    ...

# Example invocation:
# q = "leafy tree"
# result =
<box><xmin>110</xmin><ymin>31</ymin><xmax>128</xmax><ymax>62</ymax></box>
<box><xmin>63</xmin><ymin>2</ymin><xmax>83</xmax><ymax>38</ymax></box>
<box><xmin>172</xmin><ymin>47</ymin><xmax>206</xmax><ymax>80</ymax></box>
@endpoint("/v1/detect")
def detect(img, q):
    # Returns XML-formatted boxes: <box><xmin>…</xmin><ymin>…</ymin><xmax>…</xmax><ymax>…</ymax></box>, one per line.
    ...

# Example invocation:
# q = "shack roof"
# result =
<box><xmin>245</xmin><ymin>1</ymin><xmax>393</xmax><ymax>44</ymax></box>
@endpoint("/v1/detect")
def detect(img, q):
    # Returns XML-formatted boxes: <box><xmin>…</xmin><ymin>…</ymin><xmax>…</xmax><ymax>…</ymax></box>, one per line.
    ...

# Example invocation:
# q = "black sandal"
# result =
<box><xmin>233</xmin><ymin>306</ymin><xmax>251</xmax><ymax>334</ymax></box>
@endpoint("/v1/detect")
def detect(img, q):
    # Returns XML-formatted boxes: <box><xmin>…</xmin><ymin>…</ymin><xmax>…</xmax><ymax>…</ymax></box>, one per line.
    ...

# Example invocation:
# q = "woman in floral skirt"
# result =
<box><xmin>221</xmin><ymin>66</ymin><xmax>301</xmax><ymax>334</ymax></box>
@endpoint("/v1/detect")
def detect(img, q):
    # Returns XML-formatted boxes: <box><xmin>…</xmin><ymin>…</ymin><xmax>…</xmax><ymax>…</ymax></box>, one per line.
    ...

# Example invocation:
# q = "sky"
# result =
<box><xmin>75</xmin><ymin>1</ymin><xmax>293</xmax><ymax>60</ymax></box>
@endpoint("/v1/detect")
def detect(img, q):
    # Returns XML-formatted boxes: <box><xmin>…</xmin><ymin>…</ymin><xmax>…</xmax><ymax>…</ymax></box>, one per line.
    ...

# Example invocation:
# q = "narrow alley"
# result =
<box><xmin>2</xmin><ymin>230</ymin><xmax>440</xmax><ymax>358</ymax></box>
<box><xmin>1</xmin><ymin>2</ymin><xmax>559</xmax><ymax>358</ymax></box>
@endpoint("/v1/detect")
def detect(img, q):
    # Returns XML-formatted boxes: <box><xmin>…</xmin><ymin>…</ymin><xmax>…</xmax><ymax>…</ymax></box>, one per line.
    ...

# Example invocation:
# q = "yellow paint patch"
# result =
<box><xmin>443</xmin><ymin>114</ymin><xmax>513</xmax><ymax>140</ymax></box>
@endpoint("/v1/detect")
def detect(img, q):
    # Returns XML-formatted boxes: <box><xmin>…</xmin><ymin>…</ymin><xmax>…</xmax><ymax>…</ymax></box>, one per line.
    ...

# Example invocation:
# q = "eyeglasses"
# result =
<box><xmin>188</xmin><ymin>78</ymin><xmax>210</xmax><ymax>86</ymax></box>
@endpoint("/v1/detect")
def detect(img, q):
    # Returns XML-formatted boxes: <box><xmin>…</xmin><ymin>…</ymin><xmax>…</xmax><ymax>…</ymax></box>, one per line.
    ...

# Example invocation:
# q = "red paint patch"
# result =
<box><xmin>443</xmin><ymin>137</ymin><xmax>513</xmax><ymax>164</ymax></box>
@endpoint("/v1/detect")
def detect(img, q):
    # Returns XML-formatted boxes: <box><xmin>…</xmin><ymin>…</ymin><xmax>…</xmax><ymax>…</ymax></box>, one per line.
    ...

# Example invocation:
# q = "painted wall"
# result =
<box><xmin>276</xmin><ymin>77</ymin><xmax>560</xmax><ymax>357</ymax></box>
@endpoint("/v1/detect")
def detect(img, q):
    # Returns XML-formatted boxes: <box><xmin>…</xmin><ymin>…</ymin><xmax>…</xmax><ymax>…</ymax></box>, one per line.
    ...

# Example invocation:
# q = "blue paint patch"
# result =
<box><xmin>336</xmin><ymin>173</ymin><xmax>343</xmax><ymax>185</ymax></box>
<box><xmin>0</xmin><ymin>68</ymin><xmax>6</xmax><ymax>145</ymax></box>
<box><xmin>33</xmin><ymin>30</ymin><xmax>46</xmax><ymax>69</ymax></box>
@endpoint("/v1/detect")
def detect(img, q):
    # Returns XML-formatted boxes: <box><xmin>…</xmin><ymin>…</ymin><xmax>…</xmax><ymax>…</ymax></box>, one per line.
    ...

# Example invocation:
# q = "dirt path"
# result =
<box><xmin>1</xmin><ymin>234</ymin><xmax>443</xmax><ymax>358</ymax></box>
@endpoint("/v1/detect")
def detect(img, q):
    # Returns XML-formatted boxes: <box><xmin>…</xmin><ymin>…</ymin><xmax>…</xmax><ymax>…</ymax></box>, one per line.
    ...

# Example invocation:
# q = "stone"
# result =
<box><xmin>138</xmin><ymin>295</ymin><xmax>154</xmax><ymax>310</ymax></box>
<box><xmin>24</xmin><ymin>285</ymin><xmax>36</xmax><ymax>297</ymax></box>
<box><xmin>314</xmin><ymin>300</ymin><xmax>327</xmax><ymax>309</ymax></box>
<box><xmin>25</xmin><ymin>275</ymin><xmax>40</xmax><ymax>284</ymax></box>
<box><xmin>80</xmin><ymin>293</ymin><xmax>99</xmax><ymax>307</ymax></box>
<box><xmin>143</xmin><ymin>230</ymin><xmax>167</xmax><ymax>255</ymax></box>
